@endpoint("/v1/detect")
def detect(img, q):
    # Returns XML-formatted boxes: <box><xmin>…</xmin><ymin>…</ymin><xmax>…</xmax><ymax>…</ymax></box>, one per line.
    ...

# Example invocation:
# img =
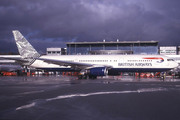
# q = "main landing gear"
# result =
<box><xmin>78</xmin><ymin>74</ymin><xmax>97</xmax><ymax>79</ymax></box>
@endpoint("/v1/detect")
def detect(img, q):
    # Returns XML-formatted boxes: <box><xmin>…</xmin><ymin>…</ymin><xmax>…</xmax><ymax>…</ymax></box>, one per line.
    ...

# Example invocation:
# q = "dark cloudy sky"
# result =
<box><xmin>0</xmin><ymin>0</ymin><xmax>180</xmax><ymax>54</ymax></box>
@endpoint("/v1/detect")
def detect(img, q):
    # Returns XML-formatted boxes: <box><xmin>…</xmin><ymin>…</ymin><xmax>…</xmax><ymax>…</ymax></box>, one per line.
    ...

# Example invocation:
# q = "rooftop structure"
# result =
<box><xmin>46</xmin><ymin>48</ymin><xmax>66</xmax><ymax>55</ymax></box>
<box><xmin>159</xmin><ymin>46</ymin><xmax>177</xmax><ymax>55</ymax></box>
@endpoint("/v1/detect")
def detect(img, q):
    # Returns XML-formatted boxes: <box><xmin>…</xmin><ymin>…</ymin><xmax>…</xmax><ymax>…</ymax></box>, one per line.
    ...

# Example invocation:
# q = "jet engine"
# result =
<box><xmin>87</xmin><ymin>67</ymin><xmax>108</xmax><ymax>76</ymax></box>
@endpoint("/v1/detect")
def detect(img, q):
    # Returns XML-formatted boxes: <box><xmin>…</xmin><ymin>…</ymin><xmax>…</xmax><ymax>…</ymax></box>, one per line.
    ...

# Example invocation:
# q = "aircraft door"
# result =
<box><xmin>74</xmin><ymin>58</ymin><xmax>79</xmax><ymax>62</ymax></box>
<box><xmin>165</xmin><ymin>60</ymin><xmax>169</xmax><ymax>66</ymax></box>
<box><xmin>164</xmin><ymin>59</ymin><xmax>170</xmax><ymax>66</ymax></box>
<box><xmin>119</xmin><ymin>58</ymin><xmax>124</xmax><ymax>63</ymax></box>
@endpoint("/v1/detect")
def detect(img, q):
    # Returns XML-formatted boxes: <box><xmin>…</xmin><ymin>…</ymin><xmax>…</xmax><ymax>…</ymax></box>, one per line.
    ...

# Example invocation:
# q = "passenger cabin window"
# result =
<box><xmin>167</xmin><ymin>59</ymin><xmax>174</xmax><ymax>61</ymax></box>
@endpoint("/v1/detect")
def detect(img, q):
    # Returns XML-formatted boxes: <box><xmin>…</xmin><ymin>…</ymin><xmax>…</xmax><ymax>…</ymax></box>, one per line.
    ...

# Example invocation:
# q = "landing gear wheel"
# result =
<box><xmin>88</xmin><ymin>75</ymin><xmax>97</xmax><ymax>79</ymax></box>
<box><xmin>82</xmin><ymin>75</ymin><xmax>87</xmax><ymax>79</ymax></box>
<box><xmin>78</xmin><ymin>75</ymin><xmax>82</xmax><ymax>79</ymax></box>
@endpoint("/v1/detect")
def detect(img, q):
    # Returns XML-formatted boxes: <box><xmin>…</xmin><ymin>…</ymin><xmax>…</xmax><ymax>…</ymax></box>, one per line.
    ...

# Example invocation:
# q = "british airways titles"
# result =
<box><xmin>118</xmin><ymin>63</ymin><xmax>152</xmax><ymax>66</ymax></box>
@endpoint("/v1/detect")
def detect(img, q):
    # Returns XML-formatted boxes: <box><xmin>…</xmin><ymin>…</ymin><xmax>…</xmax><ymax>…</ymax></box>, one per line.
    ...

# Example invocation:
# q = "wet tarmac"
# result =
<box><xmin>0</xmin><ymin>75</ymin><xmax>180</xmax><ymax>120</ymax></box>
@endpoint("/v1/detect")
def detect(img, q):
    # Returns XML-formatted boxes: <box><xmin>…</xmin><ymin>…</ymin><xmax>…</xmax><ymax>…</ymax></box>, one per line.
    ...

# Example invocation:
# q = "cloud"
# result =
<box><xmin>0</xmin><ymin>0</ymin><xmax>180</xmax><ymax>53</ymax></box>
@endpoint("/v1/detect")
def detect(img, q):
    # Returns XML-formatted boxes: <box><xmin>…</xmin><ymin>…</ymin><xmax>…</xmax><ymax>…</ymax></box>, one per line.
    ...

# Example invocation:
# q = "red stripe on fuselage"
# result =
<box><xmin>143</xmin><ymin>57</ymin><xmax>164</xmax><ymax>60</ymax></box>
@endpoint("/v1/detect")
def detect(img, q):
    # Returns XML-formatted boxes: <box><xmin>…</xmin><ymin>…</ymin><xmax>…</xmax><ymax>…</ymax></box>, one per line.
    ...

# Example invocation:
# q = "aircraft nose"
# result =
<box><xmin>175</xmin><ymin>62</ymin><xmax>179</xmax><ymax>68</ymax></box>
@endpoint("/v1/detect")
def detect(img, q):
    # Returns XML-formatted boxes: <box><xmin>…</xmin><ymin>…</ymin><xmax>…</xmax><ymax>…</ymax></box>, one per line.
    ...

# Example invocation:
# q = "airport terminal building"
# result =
<box><xmin>66</xmin><ymin>40</ymin><xmax>158</xmax><ymax>55</ymax></box>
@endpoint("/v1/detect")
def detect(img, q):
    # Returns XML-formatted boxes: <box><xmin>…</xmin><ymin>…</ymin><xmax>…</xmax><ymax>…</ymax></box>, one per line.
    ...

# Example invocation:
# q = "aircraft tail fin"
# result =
<box><xmin>12</xmin><ymin>30</ymin><xmax>40</xmax><ymax>65</ymax></box>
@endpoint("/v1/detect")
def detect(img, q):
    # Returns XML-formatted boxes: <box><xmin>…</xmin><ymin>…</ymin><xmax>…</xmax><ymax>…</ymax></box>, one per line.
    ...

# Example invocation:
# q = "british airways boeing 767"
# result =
<box><xmin>12</xmin><ymin>30</ymin><xmax>178</xmax><ymax>78</ymax></box>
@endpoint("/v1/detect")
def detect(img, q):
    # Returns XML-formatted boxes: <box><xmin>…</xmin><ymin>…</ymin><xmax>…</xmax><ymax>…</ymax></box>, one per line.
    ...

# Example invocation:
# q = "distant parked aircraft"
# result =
<box><xmin>0</xmin><ymin>64</ymin><xmax>22</xmax><ymax>72</ymax></box>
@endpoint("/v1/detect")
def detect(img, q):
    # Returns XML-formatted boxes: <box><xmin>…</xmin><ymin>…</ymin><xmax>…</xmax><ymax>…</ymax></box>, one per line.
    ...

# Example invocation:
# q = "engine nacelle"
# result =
<box><xmin>87</xmin><ymin>67</ymin><xmax>108</xmax><ymax>76</ymax></box>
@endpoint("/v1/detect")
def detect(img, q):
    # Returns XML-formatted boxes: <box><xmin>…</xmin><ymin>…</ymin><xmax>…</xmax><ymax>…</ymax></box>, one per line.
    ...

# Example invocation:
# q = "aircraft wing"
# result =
<box><xmin>0</xmin><ymin>57</ymin><xmax>30</xmax><ymax>64</ymax></box>
<box><xmin>37</xmin><ymin>58</ymin><xmax>112</xmax><ymax>70</ymax></box>
<box><xmin>0</xmin><ymin>65</ymin><xmax>22</xmax><ymax>72</ymax></box>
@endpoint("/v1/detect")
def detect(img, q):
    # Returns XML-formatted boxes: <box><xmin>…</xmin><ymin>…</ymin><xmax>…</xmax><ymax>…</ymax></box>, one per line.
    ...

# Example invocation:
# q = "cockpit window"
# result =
<box><xmin>167</xmin><ymin>59</ymin><xmax>174</xmax><ymax>61</ymax></box>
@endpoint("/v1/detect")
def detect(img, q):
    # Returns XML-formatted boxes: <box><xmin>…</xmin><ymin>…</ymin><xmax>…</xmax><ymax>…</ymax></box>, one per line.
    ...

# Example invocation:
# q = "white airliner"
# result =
<box><xmin>11</xmin><ymin>30</ymin><xmax>178</xmax><ymax>78</ymax></box>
